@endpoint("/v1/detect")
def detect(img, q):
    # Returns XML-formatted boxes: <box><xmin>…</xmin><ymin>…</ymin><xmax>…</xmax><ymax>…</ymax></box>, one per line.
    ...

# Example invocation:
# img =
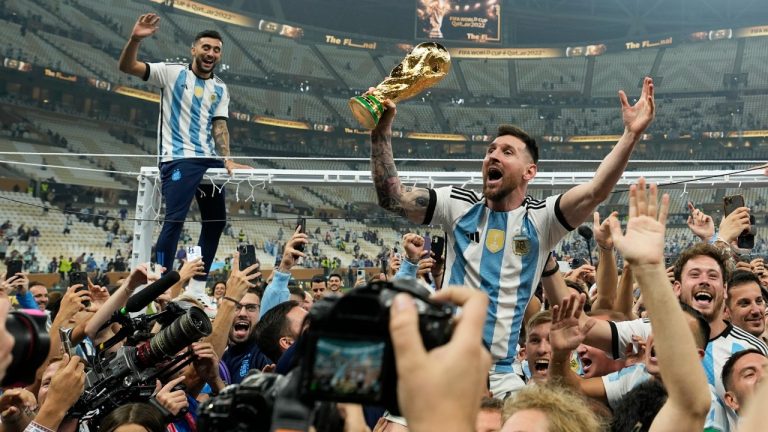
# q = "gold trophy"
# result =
<box><xmin>348</xmin><ymin>42</ymin><xmax>451</xmax><ymax>129</ymax></box>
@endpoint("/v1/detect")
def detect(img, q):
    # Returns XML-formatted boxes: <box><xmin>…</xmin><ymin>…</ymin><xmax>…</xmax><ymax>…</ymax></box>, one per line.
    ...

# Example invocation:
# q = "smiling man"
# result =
<box><xmin>726</xmin><ymin>271</ymin><xmax>766</xmax><ymax>338</ymax></box>
<box><xmin>118</xmin><ymin>13</ymin><xmax>252</xmax><ymax>298</ymax></box>
<box><xmin>369</xmin><ymin>78</ymin><xmax>656</xmax><ymax>396</ymax></box>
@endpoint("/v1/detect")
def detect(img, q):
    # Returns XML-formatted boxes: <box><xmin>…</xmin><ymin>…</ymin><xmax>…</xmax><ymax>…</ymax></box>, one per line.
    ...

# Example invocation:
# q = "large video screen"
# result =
<box><xmin>415</xmin><ymin>0</ymin><xmax>501</xmax><ymax>44</ymax></box>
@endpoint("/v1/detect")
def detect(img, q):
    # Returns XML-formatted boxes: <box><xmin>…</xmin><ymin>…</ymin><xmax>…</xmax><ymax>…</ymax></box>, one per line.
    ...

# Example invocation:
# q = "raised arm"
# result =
<box><xmin>549</xmin><ymin>294</ymin><xmax>609</xmax><ymax>404</ymax></box>
<box><xmin>559</xmin><ymin>77</ymin><xmax>655</xmax><ymax>227</ymax></box>
<box><xmin>614</xmin><ymin>263</ymin><xmax>637</xmax><ymax>319</ymax></box>
<box><xmin>118</xmin><ymin>13</ymin><xmax>159</xmax><ymax>78</ymax></box>
<box><xmin>541</xmin><ymin>256</ymin><xmax>613</xmax><ymax>353</ymax></box>
<box><xmin>370</xmin><ymin>98</ymin><xmax>430</xmax><ymax>224</ymax></box>
<box><xmin>608</xmin><ymin>179</ymin><xmax>710</xmax><ymax>432</ymax></box>
<box><xmin>592</xmin><ymin>211</ymin><xmax>619</xmax><ymax>310</ymax></box>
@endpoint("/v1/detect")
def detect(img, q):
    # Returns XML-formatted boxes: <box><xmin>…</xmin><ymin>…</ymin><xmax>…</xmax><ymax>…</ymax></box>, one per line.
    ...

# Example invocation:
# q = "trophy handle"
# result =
<box><xmin>348</xmin><ymin>94</ymin><xmax>386</xmax><ymax>130</ymax></box>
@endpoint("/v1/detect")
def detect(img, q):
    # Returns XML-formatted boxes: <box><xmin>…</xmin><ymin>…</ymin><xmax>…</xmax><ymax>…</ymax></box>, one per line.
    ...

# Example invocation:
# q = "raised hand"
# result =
<box><xmin>620</xmin><ymin>77</ymin><xmax>655</xmax><ymax>135</ymax></box>
<box><xmin>550</xmin><ymin>293</ymin><xmax>596</xmax><ymax>353</ymax></box>
<box><xmin>401</xmin><ymin>233</ymin><xmax>426</xmax><ymax>263</ymax></box>
<box><xmin>686</xmin><ymin>202</ymin><xmax>715</xmax><ymax>241</ymax></box>
<box><xmin>225</xmin><ymin>252</ymin><xmax>260</xmax><ymax>301</ymax></box>
<box><xmin>719</xmin><ymin>206</ymin><xmax>751</xmax><ymax>244</ymax></box>
<box><xmin>608</xmin><ymin>178</ymin><xmax>669</xmax><ymax>266</ymax></box>
<box><xmin>54</xmin><ymin>285</ymin><xmax>91</xmax><ymax>325</ymax></box>
<box><xmin>593</xmin><ymin>211</ymin><xmax>618</xmax><ymax>250</ymax></box>
<box><xmin>278</xmin><ymin>226</ymin><xmax>308</xmax><ymax>273</ymax></box>
<box><xmin>178</xmin><ymin>258</ymin><xmax>204</xmax><ymax>282</ymax></box>
<box><xmin>131</xmin><ymin>13</ymin><xmax>160</xmax><ymax>41</ymax></box>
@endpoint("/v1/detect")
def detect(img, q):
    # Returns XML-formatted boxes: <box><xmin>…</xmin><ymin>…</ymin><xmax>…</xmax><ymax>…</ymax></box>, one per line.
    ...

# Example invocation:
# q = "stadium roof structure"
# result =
<box><xmin>214</xmin><ymin>0</ymin><xmax>768</xmax><ymax>45</ymax></box>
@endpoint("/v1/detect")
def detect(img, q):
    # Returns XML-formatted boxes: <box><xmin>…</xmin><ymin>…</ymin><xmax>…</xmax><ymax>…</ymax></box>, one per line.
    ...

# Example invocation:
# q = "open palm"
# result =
<box><xmin>551</xmin><ymin>294</ymin><xmax>595</xmax><ymax>352</ymax></box>
<box><xmin>132</xmin><ymin>14</ymin><xmax>160</xmax><ymax>40</ymax></box>
<box><xmin>620</xmin><ymin>77</ymin><xmax>655</xmax><ymax>134</ymax></box>
<box><xmin>608</xmin><ymin>178</ymin><xmax>669</xmax><ymax>266</ymax></box>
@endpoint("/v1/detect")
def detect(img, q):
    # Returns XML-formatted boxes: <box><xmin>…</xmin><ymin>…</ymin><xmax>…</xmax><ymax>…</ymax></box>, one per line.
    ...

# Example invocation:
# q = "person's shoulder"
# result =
<box><xmin>523</xmin><ymin>195</ymin><xmax>558</xmax><ymax>212</ymax></box>
<box><xmin>727</xmin><ymin>324</ymin><xmax>768</xmax><ymax>353</ymax></box>
<box><xmin>443</xmin><ymin>185</ymin><xmax>481</xmax><ymax>205</ymax></box>
<box><xmin>212</xmin><ymin>75</ymin><xmax>227</xmax><ymax>86</ymax></box>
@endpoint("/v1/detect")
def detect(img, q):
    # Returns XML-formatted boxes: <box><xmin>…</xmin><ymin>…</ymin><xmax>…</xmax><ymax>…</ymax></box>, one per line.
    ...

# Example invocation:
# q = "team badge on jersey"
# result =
<box><xmin>485</xmin><ymin>229</ymin><xmax>505</xmax><ymax>253</ymax></box>
<box><xmin>513</xmin><ymin>234</ymin><xmax>530</xmax><ymax>255</ymax></box>
<box><xmin>210</xmin><ymin>94</ymin><xmax>217</xmax><ymax>102</ymax></box>
<box><xmin>194</xmin><ymin>86</ymin><xmax>204</xmax><ymax>98</ymax></box>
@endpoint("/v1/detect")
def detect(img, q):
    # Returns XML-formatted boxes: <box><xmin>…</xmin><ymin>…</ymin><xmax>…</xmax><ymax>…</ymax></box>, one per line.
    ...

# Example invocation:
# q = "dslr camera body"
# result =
<box><xmin>298</xmin><ymin>278</ymin><xmax>454</xmax><ymax>414</ymax></box>
<box><xmin>199</xmin><ymin>278</ymin><xmax>454</xmax><ymax>432</ymax></box>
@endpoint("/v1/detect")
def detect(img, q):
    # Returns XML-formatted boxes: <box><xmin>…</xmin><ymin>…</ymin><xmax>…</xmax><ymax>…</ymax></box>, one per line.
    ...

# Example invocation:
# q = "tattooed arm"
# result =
<box><xmin>370</xmin><ymin>99</ymin><xmax>430</xmax><ymax>224</ymax></box>
<box><xmin>213</xmin><ymin>119</ymin><xmax>250</xmax><ymax>174</ymax></box>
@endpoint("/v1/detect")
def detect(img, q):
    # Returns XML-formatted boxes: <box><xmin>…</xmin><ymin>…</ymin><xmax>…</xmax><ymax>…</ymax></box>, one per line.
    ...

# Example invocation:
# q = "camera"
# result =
<box><xmin>298</xmin><ymin>278</ymin><xmax>454</xmax><ymax>414</ymax></box>
<box><xmin>200</xmin><ymin>279</ymin><xmax>455</xmax><ymax>431</ymax></box>
<box><xmin>2</xmin><ymin>310</ymin><xmax>50</xmax><ymax>387</ymax></box>
<box><xmin>69</xmin><ymin>302</ymin><xmax>212</xmax><ymax>424</ymax></box>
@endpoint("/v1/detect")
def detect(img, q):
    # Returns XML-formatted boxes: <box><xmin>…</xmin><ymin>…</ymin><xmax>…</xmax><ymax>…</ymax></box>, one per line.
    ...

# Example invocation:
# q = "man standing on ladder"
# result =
<box><xmin>118</xmin><ymin>13</ymin><xmax>251</xmax><ymax>297</ymax></box>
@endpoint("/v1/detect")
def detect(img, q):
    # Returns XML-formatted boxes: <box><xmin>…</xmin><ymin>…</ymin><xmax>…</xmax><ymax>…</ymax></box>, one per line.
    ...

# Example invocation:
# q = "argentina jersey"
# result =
<box><xmin>610</xmin><ymin>318</ymin><xmax>768</xmax><ymax>398</ymax></box>
<box><xmin>144</xmin><ymin>62</ymin><xmax>230</xmax><ymax>162</ymax></box>
<box><xmin>424</xmin><ymin>186</ymin><xmax>573</xmax><ymax>371</ymax></box>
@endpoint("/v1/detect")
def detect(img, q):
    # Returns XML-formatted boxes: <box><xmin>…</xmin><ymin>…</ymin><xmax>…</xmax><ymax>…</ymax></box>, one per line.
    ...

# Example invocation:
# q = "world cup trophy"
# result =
<box><xmin>348</xmin><ymin>42</ymin><xmax>451</xmax><ymax>130</ymax></box>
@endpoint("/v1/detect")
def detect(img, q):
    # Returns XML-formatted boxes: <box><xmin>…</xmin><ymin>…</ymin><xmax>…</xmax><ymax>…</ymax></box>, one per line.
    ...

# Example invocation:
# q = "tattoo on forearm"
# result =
<box><xmin>212</xmin><ymin>120</ymin><xmax>230</xmax><ymax>157</ymax></box>
<box><xmin>371</xmin><ymin>130</ymin><xmax>403</xmax><ymax>214</ymax></box>
<box><xmin>370</xmin><ymin>129</ymin><xmax>429</xmax><ymax>219</ymax></box>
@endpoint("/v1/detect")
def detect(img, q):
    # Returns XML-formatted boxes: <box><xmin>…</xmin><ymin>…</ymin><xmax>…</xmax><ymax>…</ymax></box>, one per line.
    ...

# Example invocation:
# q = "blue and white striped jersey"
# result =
<box><xmin>144</xmin><ymin>63</ymin><xmax>229</xmax><ymax>162</ymax></box>
<box><xmin>425</xmin><ymin>186</ymin><xmax>573</xmax><ymax>372</ymax></box>
<box><xmin>609</xmin><ymin>318</ymin><xmax>768</xmax><ymax>398</ymax></box>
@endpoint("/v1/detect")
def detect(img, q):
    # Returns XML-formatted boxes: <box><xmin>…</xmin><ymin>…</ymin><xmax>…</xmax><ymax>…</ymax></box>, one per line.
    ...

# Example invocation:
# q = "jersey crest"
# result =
<box><xmin>485</xmin><ymin>229</ymin><xmax>505</xmax><ymax>253</ymax></box>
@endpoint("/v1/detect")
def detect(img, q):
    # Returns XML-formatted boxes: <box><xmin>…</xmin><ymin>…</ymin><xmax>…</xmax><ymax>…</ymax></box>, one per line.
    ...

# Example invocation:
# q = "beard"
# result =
<box><xmin>195</xmin><ymin>56</ymin><xmax>216</xmax><ymax>73</ymax></box>
<box><xmin>482</xmin><ymin>176</ymin><xmax>515</xmax><ymax>201</ymax></box>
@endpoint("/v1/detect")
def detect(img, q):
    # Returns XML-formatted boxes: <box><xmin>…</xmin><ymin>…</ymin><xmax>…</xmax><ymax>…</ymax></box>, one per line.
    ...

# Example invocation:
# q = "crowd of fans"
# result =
<box><xmin>1</xmin><ymin>178</ymin><xmax>768</xmax><ymax>431</ymax></box>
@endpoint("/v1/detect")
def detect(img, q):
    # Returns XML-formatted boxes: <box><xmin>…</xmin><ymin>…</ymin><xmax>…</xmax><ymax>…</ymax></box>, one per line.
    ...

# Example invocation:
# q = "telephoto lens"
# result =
<box><xmin>2</xmin><ymin>310</ymin><xmax>51</xmax><ymax>387</ymax></box>
<box><xmin>136</xmin><ymin>306</ymin><xmax>212</xmax><ymax>367</ymax></box>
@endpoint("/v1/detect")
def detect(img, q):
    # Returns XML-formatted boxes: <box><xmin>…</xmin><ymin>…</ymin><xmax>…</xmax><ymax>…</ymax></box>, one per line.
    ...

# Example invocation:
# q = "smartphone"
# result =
<box><xmin>724</xmin><ymin>195</ymin><xmax>745</xmax><ymax>216</ymax></box>
<box><xmin>296</xmin><ymin>218</ymin><xmax>307</xmax><ymax>253</ymax></box>
<box><xmin>357</xmin><ymin>269</ymin><xmax>366</xmax><ymax>279</ymax></box>
<box><xmin>570</xmin><ymin>258</ymin><xmax>585</xmax><ymax>269</ymax></box>
<box><xmin>187</xmin><ymin>245</ymin><xmax>202</xmax><ymax>261</ymax></box>
<box><xmin>238</xmin><ymin>244</ymin><xmax>259</xmax><ymax>278</ymax></box>
<box><xmin>69</xmin><ymin>271</ymin><xmax>91</xmax><ymax>307</ymax></box>
<box><xmin>431</xmin><ymin>236</ymin><xmax>445</xmax><ymax>260</ymax></box>
<box><xmin>5</xmin><ymin>260</ymin><xmax>22</xmax><ymax>280</ymax></box>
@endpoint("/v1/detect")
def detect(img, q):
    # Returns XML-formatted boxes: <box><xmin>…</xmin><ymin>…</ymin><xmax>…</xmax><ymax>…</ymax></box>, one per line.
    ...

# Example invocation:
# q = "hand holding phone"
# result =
<box><xmin>187</xmin><ymin>246</ymin><xmax>202</xmax><ymax>262</ymax></box>
<box><xmin>69</xmin><ymin>271</ymin><xmax>90</xmax><ymax>307</ymax></box>
<box><xmin>296</xmin><ymin>218</ymin><xmax>307</xmax><ymax>253</ymax></box>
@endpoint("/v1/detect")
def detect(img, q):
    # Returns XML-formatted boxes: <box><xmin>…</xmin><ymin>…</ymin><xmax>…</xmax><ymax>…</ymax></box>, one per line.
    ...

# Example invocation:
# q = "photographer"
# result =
<box><xmin>25</xmin><ymin>354</ymin><xmax>86</xmax><ymax>432</ymax></box>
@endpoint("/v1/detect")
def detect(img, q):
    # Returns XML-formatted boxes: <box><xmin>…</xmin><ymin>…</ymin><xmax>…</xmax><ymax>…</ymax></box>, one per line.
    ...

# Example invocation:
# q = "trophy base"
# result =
<box><xmin>348</xmin><ymin>95</ymin><xmax>385</xmax><ymax>130</ymax></box>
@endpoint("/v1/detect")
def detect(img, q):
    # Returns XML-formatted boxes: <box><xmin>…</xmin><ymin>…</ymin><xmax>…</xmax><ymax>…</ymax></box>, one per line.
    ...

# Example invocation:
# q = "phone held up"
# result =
<box><xmin>723</xmin><ymin>195</ymin><xmax>755</xmax><ymax>249</ymax></box>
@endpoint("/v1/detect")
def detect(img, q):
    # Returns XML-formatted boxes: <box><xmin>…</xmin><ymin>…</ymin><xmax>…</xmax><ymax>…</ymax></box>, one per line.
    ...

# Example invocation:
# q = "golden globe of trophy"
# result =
<box><xmin>349</xmin><ymin>42</ymin><xmax>451</xmax><ymax>129</ymax></box>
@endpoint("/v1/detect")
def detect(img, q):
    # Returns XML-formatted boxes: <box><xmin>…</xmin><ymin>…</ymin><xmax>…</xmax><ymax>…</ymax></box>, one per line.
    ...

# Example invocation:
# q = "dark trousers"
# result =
<box><xmin>155</xmin><ymin>159</ymin><xmax>226</xmax><ymax>280</ymax></box>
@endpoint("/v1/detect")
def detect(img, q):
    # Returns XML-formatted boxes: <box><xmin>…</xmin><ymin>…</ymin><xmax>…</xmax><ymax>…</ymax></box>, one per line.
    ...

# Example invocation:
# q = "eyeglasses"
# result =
<box><xmin>234</xmin><ymin>302</ymin><xmax>261</xmax><ymax>313</ymax></box>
